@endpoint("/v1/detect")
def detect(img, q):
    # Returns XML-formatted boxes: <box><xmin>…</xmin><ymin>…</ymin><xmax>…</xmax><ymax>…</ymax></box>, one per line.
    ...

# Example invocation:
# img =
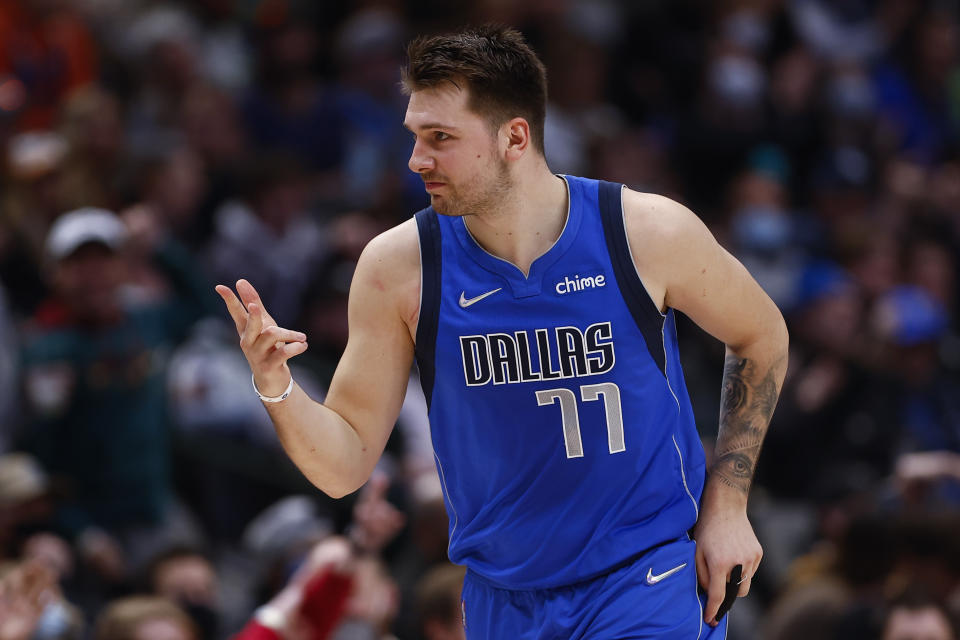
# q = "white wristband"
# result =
<box><xmin>252</xmin><ymin>372</ymin><xmax>294</xmax><ymax>403</ymax></box>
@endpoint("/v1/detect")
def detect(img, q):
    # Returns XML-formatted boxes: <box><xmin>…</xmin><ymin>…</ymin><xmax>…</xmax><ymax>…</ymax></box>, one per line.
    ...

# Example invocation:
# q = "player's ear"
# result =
<box><xmin>503</xmin><ymin>117</ymin><xmax>530</xmax><ymax>160</ymax></box>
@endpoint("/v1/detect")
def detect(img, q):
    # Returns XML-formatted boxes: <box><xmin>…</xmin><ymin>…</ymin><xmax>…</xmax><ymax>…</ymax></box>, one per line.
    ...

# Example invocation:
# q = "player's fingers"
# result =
<box><xmin>695</xmin><ymin>546</ymin><xmax>710</xmax><ymax>591</ymax></box>
<box><xmin>274</xmin><ymin>328</ymin><xmax>307</xmax><ymax>344</ymax></box>
<box><xmin>236</xmin><ymin>279</ymin><xmax>278</xmax><ymax>324</ymax></box>
<box><xmin>236</xmin><ymin>278</ymin><xmax>264</xmax><ymax>308</ymax></box>
<box><xmin>241</xmin><ymin>302</ymin><xmax>263</xmax><ymax>352</ymax></box>
<box><xmin>249</xmin><ymin>326</ymin><xmax>307</xmax><ymax>360</ymax></box>
<box><xmin>265</xmin><ymin>340</ymin><xmax>309</xmax><ymax>366</ymax></box>
<box><xmin>215</xmin><ymin>285</ymin><xmax>248</xmax><ymax>335</ymax></box>
<box><xmin>739</xmin><ymin>552</ymin><xmax>761</xmax><ymax>597</ymax></box>
<box><xmin>283</xmin><ymin>340</ymin><xmax>309</xmax><ymax>359</ymax></box>
<box><xmin>236</xmin><ymin>278</ymin><xmax>280</xmax><ymax>328</ymax></box>
<box><xmin>260</xmin><ymin>325</ymin><xmax>307</xmax><ymax>345</ymax></box>
<box><xmin>703</xmin><ymin>561</ymin><xmax>727</xmax><ymax>624</ymax></box>
<box><xmin>737</xmin><ymin>570</ymin><xmax>752</xmax><ymax>598</ymax></box>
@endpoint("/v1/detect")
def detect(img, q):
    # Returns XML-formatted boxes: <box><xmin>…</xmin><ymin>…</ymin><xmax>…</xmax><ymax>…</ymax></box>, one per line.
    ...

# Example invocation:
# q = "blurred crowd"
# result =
<box><xmin>0</xmin><ymin>0</ymin><xmax>959</xmax><ymax>639</ymax></box>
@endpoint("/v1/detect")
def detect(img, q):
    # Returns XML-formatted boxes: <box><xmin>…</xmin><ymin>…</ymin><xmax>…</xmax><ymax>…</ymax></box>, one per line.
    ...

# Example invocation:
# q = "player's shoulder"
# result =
<box><xmin>621</xmin><ymin>188</ymin><xmax>702</xmax><ymax>242</ymax></box>
<box><xmin>357</xmin><ymin>217</ymin><xmax>420</xmax><ymax>275</ymax></box>
<box><xmin>617</xmin><ymin>188</ymin><xmax>718</xmax><ymax>308</ymax></box>
<box><xmin>620</xmin><ymin>188</ymin><xmax>715</xmax><ymax>263</ymax></box>
<box><xmin>352</xmin><ymin>217</ymin><xmax>421</xmax><ymax>326</ymax></box>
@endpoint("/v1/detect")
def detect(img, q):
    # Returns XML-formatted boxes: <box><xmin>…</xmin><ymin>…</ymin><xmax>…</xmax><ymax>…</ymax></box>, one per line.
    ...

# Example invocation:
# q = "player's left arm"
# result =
<box><xmin>622</xmin><ymin>189</ymin><xmax>789</xmax><ymax>626</ymax></box>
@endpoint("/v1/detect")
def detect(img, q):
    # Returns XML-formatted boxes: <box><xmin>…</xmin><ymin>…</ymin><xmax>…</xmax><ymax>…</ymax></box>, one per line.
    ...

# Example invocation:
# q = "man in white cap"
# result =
<box><xmin>41</xmin><ymin>207</ymin><xmax>129</xmax><ymax>327</ymax></box>
<box><xmin>18</xmin><ymin>206</ymin><xmax>214</xmax><ymax>589</ymax></box>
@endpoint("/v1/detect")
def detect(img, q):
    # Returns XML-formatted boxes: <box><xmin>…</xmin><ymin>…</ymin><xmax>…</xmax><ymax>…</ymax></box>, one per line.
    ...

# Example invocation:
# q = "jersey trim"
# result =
<box><xmin>672</xmin><ymin>434</ymin><xmax>700</xmax><ymax>519</ymax></box>
<box><xmin>414</xmin><ymin>208</ymin><xmax>442</xmax><ymax>410</ymax></box>
<box><xmin>449</xmin><ymin>175</ymin><xmax>579</xmax><ymax>299</ymax></box>
<box><xmin>596</xmin><ymin>181</ymin><xmax>668</xmax><ymax>378</ymax></box>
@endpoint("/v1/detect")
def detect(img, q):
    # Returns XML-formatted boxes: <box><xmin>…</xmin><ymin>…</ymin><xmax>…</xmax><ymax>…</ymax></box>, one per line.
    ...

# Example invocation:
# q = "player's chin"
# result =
<box><xmin>432</xmin><ymin>197</ymin><xmax>459</xmax><ymax>217</ymax></box>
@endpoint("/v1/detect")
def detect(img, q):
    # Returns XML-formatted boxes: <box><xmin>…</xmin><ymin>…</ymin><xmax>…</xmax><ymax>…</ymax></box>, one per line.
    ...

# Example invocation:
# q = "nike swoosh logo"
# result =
<box><xmin>459</xmin><ymin>288</ymin><xmax>502</xmax><ymax>308</ymax></box>
<box><xmin>646</xmin><ymin>562</ymin><xmax>687</xmax><ymax>585</ymax></box>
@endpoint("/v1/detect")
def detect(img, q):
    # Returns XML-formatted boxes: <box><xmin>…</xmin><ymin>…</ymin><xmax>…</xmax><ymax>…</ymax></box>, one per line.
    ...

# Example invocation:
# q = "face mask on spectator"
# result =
<box><xmin>732</xmin><ymin>206</ymin><xmax>793</xmax><ymax>253</ymax></box>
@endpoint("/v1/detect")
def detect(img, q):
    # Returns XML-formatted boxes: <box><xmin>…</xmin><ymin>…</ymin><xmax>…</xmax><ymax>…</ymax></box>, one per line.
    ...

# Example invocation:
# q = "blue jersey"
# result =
<box><xmin>414</xmin><ymin>176</ymin><xmax>706</xmax><ymax>590</ymax></box>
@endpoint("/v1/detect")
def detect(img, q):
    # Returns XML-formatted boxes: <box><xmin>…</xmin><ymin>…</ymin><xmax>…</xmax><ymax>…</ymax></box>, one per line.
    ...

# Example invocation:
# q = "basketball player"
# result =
<box><xmin>217</xmin><ymin>26</ymin><xmax>789</xmax><ymax>638</ymax></box>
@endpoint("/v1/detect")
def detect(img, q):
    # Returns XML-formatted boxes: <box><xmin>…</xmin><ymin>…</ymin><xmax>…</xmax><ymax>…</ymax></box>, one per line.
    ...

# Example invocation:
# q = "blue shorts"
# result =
<box><xmin>460</xmin><ymin>538</ymin><xmax>728</xmax><ymax>639</ymax></box>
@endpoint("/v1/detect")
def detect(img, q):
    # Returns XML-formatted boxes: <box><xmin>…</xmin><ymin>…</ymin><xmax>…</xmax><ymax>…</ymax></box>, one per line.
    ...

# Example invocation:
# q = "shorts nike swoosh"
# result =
<box><xmin>646</xmin><ymin>562</ymin><xmax>687</xmax><ymax>585</ymax></box>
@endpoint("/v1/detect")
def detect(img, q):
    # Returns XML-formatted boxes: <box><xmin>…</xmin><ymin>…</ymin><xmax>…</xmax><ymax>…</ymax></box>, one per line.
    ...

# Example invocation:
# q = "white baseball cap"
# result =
<box><xmin>46</xmin><ymin>207</ymin><xmax>127</xmax><ymax>260</ymax></box>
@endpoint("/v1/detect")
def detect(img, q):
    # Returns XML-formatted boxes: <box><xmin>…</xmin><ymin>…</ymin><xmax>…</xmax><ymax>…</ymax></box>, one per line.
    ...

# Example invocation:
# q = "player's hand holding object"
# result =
<box><xmin>693</xmin><ymin>481</ymin><xmax>763</xmax><ymax>627</ymax></box>
<box><xmin>215</xmin><ymin>279</ymin><xmax>309</xmax><ymax>401</ymax></box>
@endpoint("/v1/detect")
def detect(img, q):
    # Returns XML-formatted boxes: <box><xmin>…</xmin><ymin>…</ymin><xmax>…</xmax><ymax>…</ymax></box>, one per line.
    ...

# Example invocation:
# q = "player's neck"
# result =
<box><xmin>463</xmin><ymin>166</ymin><xmax>567</xmax><ymax>277</ymax></box>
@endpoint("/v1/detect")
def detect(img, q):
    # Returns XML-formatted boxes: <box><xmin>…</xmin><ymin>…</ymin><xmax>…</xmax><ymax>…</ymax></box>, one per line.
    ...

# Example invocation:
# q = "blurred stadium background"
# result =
<box><xmin>0</xmin><ymin>0</ymin><xmax>959</xmax><ymax>639</ymax></box>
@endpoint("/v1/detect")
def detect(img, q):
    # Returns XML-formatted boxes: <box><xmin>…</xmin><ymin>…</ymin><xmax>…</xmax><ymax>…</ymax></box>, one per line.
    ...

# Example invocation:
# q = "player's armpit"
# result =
<box><xmin>621</xmin><ymin>189</ymin><xmax>787</xmax><ymax>354</ymax></box>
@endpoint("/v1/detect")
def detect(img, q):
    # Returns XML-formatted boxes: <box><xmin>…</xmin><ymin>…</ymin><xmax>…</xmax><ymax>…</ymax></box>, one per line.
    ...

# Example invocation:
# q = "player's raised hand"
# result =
<box><xmin>215</xmin><ymin>279</ymin><xmax>308</xmax><ymax>397</ymax></box>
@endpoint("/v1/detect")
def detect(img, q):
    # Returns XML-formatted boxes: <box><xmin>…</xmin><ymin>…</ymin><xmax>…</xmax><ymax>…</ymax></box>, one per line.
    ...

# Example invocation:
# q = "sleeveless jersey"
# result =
<box><xmin>414</xmin><ymin>176</ymin><xmax>706</xmax><ymax>590</ymax></box>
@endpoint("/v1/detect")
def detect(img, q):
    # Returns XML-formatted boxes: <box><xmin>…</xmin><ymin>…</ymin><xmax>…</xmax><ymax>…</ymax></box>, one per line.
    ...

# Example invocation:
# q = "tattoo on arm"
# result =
<box><xmin>713</xmin><ymin>354</ymin><xmax>784</xmax><ymax>494</ymax></box>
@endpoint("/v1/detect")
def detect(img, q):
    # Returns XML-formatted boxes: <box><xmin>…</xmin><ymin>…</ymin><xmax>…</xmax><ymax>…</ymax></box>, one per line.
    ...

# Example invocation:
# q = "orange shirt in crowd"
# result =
<box><xmin>0</xmin><ymin>0</ymin><xmax>97</xmax><ymax>131</ymax></box>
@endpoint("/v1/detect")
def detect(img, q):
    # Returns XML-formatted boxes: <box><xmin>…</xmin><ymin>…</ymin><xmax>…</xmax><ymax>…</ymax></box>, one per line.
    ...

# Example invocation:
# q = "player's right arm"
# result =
<box><xmin>216</xmin><ymin>220</ymin><xmax>420</xmax><ymax>498</ymax></box>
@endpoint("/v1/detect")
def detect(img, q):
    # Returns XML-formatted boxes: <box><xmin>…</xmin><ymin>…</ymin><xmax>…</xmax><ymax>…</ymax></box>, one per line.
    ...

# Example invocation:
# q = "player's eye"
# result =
<box><xmin>434</xmin><ymin>131</ymin><xmax>450</xmax><ymax>142</ymax></box>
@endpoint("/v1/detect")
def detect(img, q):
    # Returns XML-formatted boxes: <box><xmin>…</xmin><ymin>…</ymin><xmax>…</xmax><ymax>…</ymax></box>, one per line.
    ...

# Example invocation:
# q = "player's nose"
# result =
<box><xmin>408</xmin><ymin>138</ymin><xmax>435</xmax><ymax>173</ymax></box>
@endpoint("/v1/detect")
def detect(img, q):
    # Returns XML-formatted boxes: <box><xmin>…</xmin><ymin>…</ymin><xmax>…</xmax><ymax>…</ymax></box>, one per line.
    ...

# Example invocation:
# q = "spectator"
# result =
<box><xmin>415</xmin><ymin>564</ymin><xmax>466</xmax><ymax>640</ymax></box>
<box><xmin>145</xmin><ymin>546</ymin><xmax>220</xmax><ymax>640</ymax></box>
<box><xmin>18</xmin><ymin>207</ymin><xmax>213</xmax><ymax>586</ymax></box>
<box><xmin>206</xmin><ymin>155</ymin><xmax>328</xmax><ymax>329</ymax></box>
<box><xmin>871</xmin><ymin>4</ymin><xmax>960</xmax><ymax>161</ymax></box>
<box><xmin>725</xmin><ymin>163</ymin><xmax>806</xmax><ymax>309</ymax></box>
<box><xmin>0</xmin><ymin>557</ymin><xmax>84</xmax><ymax>640</ymax></box>
<box><xmin>0</xmin><ymin>453</ymin><xmax>55</xmax><ymax>563</ymax></box>
<box><xmin>122</xmin><ymin>5</ymin><xmax>204</xmax><ymax>155</ymax></box>
<box><xmin>57</xmin><ymin>87</ymin><xmax>125</xmax><ymax>212</ymax></box>
<box><xmin>233</xmin><ymin>537</ymin><xmax>354</xmax><ymax>640</ymax></box>
<box><xmin>882</xmin><ymin>589</ymin><xmax>958</xmax><ymax>640</ymax></box>
<box><xmin>178</xmin><ymin>84</ymin><xmax>248</xmax><ymax>242</ymax></box>
<box><xmin>17</xmin><ymin>530</ymin><xmax>87</xmax><ymax>634</ymax></box>
<box><xmin>95</xmin><ymin>597</ymin><xmax>198</xmax><ymax>640</ymax></box>
<box><xmin>242</xmin><ymin>496</ymin><xmax>335</xmax><ymax>608</ymax></box>
<box><xmin>240</xmin><ymin>20</ymin><xmax>346</xmax><ymax>178</ymax></box>
<box><xmin>0</xmin><ymin>0</ymin><xmax>98</xmax><ymax>132</ymax></box>
<box><xmin>758</xmin><ymin>262</ymin><xmax>898</xmax><ymax>502</ymax></box>
<box><xmin>873</xmin><ymin>286</ymin><xmax>960</xmax><ymax>479</ymax></box>
<box><xmin>0</xmin><ymin>131</ymin><xmax>70</xmax><ymax>315</ymax></box>
<box><xmin>190</xmin><ymin>0</ymin><xmax>255</xmax><ymax>93</ymax></box>
<box><xmin>330</xmin><ymin>7</ymin><xmax>411</xmax><ymax>210</ymax></box>
<box><xmin>541</xmin><ymin>17</ymin><xmax>621</xmax><ymax>177</ymax></box>
<box><xmin>333</xmin><ymin>555</ymin><xmax>400</xmax><ymax>640</ymax></box>
<box><xmin>135</xmin><ymin>146</ymin><xmax>210</xmax><ymax>249</ymax></box>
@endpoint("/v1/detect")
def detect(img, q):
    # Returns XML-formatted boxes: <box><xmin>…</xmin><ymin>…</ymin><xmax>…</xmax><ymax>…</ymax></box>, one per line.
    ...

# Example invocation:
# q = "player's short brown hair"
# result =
<box><xmin>401</xmin><ymin>25</ymin><xmax>548</xmax><ymax>155</ymax></box>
